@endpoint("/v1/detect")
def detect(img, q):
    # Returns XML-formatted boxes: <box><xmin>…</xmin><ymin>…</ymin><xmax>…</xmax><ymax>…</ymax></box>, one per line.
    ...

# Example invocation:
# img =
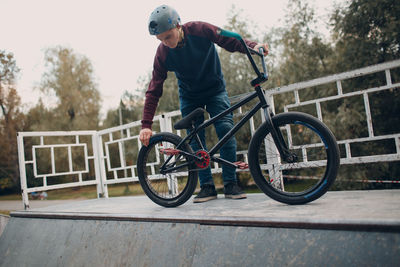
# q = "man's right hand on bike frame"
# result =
<box><xmin>140</xmin><ymin>128</ymin><xmax>153</xmax><ymax>146</ymax></box>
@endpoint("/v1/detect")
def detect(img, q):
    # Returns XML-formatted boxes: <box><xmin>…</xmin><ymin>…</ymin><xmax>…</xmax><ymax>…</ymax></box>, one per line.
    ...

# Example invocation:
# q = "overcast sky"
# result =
<box><xmin>1</xmin><ymin>0</ymin><xmax>344</xmax><ymax>117</ymax></box>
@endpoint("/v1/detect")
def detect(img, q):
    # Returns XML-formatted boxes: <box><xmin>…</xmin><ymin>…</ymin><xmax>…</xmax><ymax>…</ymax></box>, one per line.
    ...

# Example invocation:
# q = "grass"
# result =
<box><xmin>0</xmin><ymin>210</ymin><xmax>11</xmax><ymax>216</ymax></box>
<box><xmin>0</xmin><ymin>183</ymin><xmax>146</xmax><ymax>201</ymax></box>
<box><xmin>0</xmin><ymin>194</ymin><xmax>21</xmax><ymax>201</ymax></box>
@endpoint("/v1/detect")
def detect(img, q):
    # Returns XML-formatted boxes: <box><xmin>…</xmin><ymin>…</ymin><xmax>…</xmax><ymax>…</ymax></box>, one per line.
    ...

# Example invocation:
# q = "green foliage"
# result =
<box><xmin>102</xmin><ymin>91</ymin><xmax>144</xmax><ymax>130</ymax></box>
<box><xmin>220</xmin><ymin>7</ymin><xmax>257</xmax><ymax>97</ymax></box>
<box><xmin>271</xmin><ymin>0</ymin><xmax>335</xmax><ymax>86</ymax></box>
<box><xmin>0</xmin><ymin>50</ymin><xmax>19</xmax><ymax>84</ymax></box>
<box><xmin>331</xmin><ymin>0</ymin><xmax>400</xmax><ymax>70</ymax></box>
<box><xmin>0</xmin><ymin>51</ymin><xmax>25</xmax><ymax>192</ymax></box>
<box><xmin>157</xmin><ymin>73</ymin><xmax>180</xmax><ymax>113</ymax></box>
<box><xmin>330</xmin><ymin>0</ymin><xmax>400</xmax><ymax>187</ymax></box>
<box><xmin>34</xmin><ymin>46</ymin><xmax>101</xmax><ymax>131</ymax></box>
<box><xmin>0</xmin><ymin>176</ymin><xmax>14</xmax><ymax>191</ymax></box>
<box><xmin>331</xmin><ymin>0</ymin><xmax>400</xmax><ymax>151</ymax></box>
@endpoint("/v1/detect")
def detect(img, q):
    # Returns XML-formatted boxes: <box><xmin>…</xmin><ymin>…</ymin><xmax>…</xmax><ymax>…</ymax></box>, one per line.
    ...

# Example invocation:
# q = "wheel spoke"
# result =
<box><xmin>137</xmin><ymin>133</ymin><xmax>198</xmax><ymax>207</ymax></box>
<box><xmin>249</xmin><ymin>112</ymin><xmax>339</xmax><ymax>204</ymax></box>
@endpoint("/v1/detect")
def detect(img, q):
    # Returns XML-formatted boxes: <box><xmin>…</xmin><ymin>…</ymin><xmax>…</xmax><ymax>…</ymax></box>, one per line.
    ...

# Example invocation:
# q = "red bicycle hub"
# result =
<box><xmin>195</xmin><ymin>150</ymin><xmax>210</xmax><ymax>169</ymax></box>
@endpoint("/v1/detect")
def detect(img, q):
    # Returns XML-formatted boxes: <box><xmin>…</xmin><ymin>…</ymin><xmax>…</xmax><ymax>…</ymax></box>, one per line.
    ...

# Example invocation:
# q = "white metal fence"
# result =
<box><xmin>17</xmin><ymin>60</ymin><xmax>400</xmax><ymax>208</ymax></box>
<box><xmin>17</xmin><ymin>131</ymin><xmax>104</xmax><ymax>208</ymax></box>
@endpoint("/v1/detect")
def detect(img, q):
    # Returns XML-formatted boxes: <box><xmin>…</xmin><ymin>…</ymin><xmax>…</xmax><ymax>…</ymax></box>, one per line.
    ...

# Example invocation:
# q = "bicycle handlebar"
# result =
<box><xmin>249</xmin><ymin>47</ymin><xmax>268</xmax><ymax>81</ymax></box>
<box><xmin>219</xmin><ymin>29</ymin><xmax>268</xmax><ymax>86</ymax></box>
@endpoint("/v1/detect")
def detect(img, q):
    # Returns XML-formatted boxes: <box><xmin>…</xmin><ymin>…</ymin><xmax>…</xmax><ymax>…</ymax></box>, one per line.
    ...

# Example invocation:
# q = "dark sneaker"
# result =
<box><xmin>224</xmin><ymin>183</ymin><xmax>247</xmax><ymax>199</ymax></box>
<box><xmin>193</xmin><ymin>185</ymin><xmax>217</xmax><ymax>203</ymax></box>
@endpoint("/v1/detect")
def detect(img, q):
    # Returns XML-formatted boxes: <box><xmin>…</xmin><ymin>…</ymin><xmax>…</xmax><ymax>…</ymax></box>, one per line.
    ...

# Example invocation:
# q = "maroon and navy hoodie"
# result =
<box><xmin>141</xmin><ymin>21</ymin><xmax>257</xmax><ymax>129</ymax></box>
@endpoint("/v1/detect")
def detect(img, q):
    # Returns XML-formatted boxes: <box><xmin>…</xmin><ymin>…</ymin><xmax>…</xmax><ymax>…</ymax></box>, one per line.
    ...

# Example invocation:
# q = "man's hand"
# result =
<box><xmin>254</xmin><ymin>43</ymin><xmax>269</xmax><ymax>56</ymax></box>
<box><xmin>139</xmin><ymin>128</ymin><xmax>153</xmax><ymax>146</ymax></box>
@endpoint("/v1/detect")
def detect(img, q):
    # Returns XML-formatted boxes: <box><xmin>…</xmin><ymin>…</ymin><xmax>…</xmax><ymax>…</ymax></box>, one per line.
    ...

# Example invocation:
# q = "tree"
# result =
<box><xmin>0</xmin><ymin>51</ymin><xmax>25</xmax><ymax>192</ymax></box>
<box><xmin>0</xmin><ymin>51</ymin><xmax>20</xmax><ymax>125</ymax></box>
<box><xmin>331</xmin><ymin>0</ymin><xmax>400</xmax><ymax>70</ymax></box>
<box><xmin>272</xmin><ymin>0</ymin><xmax>334</xmax><ymax>86</ymax></box>
<box><xmin>330</xmin><ymin>0</ymin><xmax>400</xmax><ymax>187</ymax></box>
<box><xmin>37</xmin><ymin>46</ymin><xmax>101</xmax><ymax>131</ymax></box>
<box><xmin>102</xmin><ymin>90</ymin><xmax>144</xmax><ymax>131</ymax></box>
<box><xmin>219</xmin><ymin>6</ymin><xmax>258</xmax><ymax>97</ymax></box>
<box><xmin>156</xmin><ymin>73</ymin><xmax>180</xmax><ymax>113</ymax></box>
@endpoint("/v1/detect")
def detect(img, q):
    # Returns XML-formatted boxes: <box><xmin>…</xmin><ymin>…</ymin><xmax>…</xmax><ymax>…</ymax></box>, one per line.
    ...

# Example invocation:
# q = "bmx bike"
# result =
<box><xmin>137</xmin><ymin>29</ymin><xmax>340</xmax><ymax>207</ymax></box>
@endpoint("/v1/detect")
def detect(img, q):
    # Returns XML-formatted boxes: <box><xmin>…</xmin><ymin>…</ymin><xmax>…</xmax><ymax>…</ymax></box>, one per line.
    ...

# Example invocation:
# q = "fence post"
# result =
<box><xmin>159</xmin><ymin>114</ymin><xmax>167</xmax><ymax>132</ymax></box>
<box><xmin>94</xmin><ymin>133</ymin><xmax>108</xmax><ymax>198</ymax></box>
<box><xmin>158</xmin><ymin>113</ymin><xmax>179</xmax><ymax>193</ymax></box>
<box><xmin>17</xmin><ymin>133</ymin><xmax>30</xmax><ymax>209</ymax></box>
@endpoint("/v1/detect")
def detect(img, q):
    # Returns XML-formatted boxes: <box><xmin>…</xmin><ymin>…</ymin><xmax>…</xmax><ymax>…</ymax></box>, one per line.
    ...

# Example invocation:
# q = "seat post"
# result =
<box><xmin>190</xmin><ymin>123</ymin><xmax>206</xmax><ymax>151</ymax></box>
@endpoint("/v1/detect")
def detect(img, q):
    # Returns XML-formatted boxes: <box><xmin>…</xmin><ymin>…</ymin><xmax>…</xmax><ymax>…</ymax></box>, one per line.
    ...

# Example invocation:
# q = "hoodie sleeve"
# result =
<box><xmin>141</xmin><ymin>45</ymin><xmax>168</xmax><ymax>129</ymax></box>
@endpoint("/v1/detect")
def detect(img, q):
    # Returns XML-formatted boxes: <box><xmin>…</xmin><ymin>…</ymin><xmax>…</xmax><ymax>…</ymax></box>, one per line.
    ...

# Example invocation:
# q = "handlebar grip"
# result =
<box><xmin>258</xmin><ymin>47</ymin><xmax>268</xmax><ymax>80</ymax></box>
<box><xmin>218</xmin><ymin>29</ymin><xmax>242</xmax><ymax>40</ymax></box>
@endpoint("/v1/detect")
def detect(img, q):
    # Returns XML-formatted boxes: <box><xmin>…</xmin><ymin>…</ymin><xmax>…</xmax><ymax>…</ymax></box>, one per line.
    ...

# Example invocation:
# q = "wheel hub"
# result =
<box><xmin>285</xmin><ymin>153</ymin><xmax>298</xmax><ymax>163</ymax></box>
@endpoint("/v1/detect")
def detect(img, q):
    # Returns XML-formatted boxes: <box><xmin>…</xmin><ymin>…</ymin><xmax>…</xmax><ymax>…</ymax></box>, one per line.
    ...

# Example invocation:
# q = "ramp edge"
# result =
<box><xmin>10</xmin><ymin>210</ymin><xmax>400</xmax><ymax>233</ymax></box>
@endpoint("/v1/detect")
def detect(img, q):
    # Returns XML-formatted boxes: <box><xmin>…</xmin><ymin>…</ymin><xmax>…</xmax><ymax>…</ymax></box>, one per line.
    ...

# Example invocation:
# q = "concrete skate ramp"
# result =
<box><xmin>1</xmin><ymin>191</ymin><xmax>400</xmax><ymax>266</ymax></box>
<box><xmin>0</xmin><ymin>215</ymin><xmax>9</xmax><ymax>237</ymax></box>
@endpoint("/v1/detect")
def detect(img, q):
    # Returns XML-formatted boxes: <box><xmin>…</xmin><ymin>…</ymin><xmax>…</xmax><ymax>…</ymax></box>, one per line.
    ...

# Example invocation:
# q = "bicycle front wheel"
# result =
<box><xmin>137</xmin><ymin>132</ymin><xmax>198</xmax><ymax>207</ymax></box>
<box><xmin>248</xmin><ymin>112</ymin><xmax>340</xmax><ymax>204</ymax></box>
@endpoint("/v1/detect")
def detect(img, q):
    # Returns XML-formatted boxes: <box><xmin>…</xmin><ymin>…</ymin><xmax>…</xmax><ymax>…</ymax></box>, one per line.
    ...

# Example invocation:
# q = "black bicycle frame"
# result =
<box><xmin>165</xmin><ymin>84</ymin><xmax>290</xmax><ymax>170</ymax></box>
<box><xmin>159</xmin><ymin>35</ymin><xmax>292</xmax><ymax>172</ymax></box>
<box><xmin>181</xmin><ymin>89</ymin><xmax>262</xmax><ymax>169</ymax></box>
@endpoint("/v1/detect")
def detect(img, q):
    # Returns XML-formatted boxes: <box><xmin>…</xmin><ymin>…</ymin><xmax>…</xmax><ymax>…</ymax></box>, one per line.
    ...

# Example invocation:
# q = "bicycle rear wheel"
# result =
<box><xmin>248</xmin><ymin>112</ymin><xmax>340</xmax><ymax>204</ymax></box>
<box><xmin>137</xmin><ymin>132</ymin><xmax>198</xmax><ymax>207</ymax></box>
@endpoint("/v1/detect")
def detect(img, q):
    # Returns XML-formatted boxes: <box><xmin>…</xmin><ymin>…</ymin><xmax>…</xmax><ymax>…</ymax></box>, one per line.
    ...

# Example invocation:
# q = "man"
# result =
<box><xmin>140</xmin><ymin>5</ymin><xmax>269</xmax><ymax>203</ymax></box>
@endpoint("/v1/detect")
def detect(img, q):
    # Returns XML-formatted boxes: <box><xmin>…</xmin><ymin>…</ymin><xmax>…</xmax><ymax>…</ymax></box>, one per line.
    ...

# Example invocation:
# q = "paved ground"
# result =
<box><xmin>0</xmin><ymin>199</ymin><xmax>88</xmax><ymax>211</ymax></box>
<box><xmin>10</xmin><ymin>190</ymin><xmax>400</xmax><ymax>230</ymax></box>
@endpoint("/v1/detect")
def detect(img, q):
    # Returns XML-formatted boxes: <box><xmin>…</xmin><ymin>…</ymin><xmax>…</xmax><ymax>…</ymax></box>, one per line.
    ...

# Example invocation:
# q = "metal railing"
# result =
<box><xmin>267</xmin><ymin>60</ymin><xmax>400</xmax><ymax>166</ymax></box>
<box><xmin>17</xmin><ymin>131</ymin><xmax>105</xmax><ymax>208</ymax></box>
<box><xmin>17</xmin><ymin>60</ymin><xmax>400</xmax><ymax>208</ymax></box>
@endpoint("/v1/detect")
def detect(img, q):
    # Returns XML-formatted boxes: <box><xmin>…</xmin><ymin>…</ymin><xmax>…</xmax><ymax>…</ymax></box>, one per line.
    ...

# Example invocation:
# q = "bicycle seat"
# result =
<box><xmin>174</xmin><ymin>108</ymin><xmax>205</xmax><ymax>130</ymax></box>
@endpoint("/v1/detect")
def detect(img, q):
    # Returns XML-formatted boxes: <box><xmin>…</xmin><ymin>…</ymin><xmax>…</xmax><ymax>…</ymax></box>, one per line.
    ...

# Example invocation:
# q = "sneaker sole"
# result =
<box><xmin>225</xmin><ymin>194</ymin><xmax>247</xmax><ymax>199</ymax></box>
<box><xmin>193</xmin><ymin>195</ymin><xmax>217</xmax><ymax>203</ymax></box>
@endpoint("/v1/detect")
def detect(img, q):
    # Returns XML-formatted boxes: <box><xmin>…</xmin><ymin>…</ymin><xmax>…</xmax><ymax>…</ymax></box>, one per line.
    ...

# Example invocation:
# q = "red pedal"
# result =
<box><xmin>234</xmin><ymin>161</ymin><xmax>249</xmax><ymax>169</ymax></box>
<box><xmin>159</xmin><ymin>148</ymin><xmax>181</xmax><ymax>156</ymax></box>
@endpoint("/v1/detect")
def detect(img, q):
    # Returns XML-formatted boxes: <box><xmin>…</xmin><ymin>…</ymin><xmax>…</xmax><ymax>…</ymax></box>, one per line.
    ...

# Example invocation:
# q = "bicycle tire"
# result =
<box><xmin>248</xmin><ymin>112</ymin><xmax>340</xmax><ymax>204</ymax></box>
<box><xmin>137</xmin><ymin>132</ymin><xmax>198</xmax><ymax>207</ymax></box>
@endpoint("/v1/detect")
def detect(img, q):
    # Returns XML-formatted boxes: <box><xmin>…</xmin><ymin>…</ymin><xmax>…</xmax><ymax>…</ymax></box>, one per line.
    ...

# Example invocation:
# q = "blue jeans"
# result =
<box><xmin>180</xmin><ymin>91</ymin><xmax>237</xmax><ymax>187</ymax></box>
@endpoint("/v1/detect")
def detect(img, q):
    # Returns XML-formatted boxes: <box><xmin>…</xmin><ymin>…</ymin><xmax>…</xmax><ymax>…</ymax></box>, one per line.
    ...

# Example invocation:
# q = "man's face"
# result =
<box><xmin>156</xmin><ymin>27</ymin><xmax>180</xmax><ymax>49</ymax></box>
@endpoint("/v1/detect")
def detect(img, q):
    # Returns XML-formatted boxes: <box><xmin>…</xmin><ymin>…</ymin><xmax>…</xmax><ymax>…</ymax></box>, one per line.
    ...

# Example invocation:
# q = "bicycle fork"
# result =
<box><xmin>263</xmin><ymin>108</ymin><xmax>297</xmax><ymax>163</ymax></box>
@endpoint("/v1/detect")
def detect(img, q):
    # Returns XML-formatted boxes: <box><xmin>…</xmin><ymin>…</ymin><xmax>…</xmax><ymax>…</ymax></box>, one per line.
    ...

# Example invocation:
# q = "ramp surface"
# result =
<box><xmin>0</xmin><ymin>215</ymin><xmax>9</xmax><ymax>237</ymax></box>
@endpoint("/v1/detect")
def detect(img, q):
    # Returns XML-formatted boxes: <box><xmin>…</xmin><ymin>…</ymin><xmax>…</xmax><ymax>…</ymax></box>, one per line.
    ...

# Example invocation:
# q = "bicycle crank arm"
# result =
<box><xmin>209</xmin><ymin>156</ymin><xmax>249</xmax><ymax>170</ymax></box>
<box><xmin>210</xmin><ymin>156</ymin><xmax>238</xmax><ymax>169</ymax></box>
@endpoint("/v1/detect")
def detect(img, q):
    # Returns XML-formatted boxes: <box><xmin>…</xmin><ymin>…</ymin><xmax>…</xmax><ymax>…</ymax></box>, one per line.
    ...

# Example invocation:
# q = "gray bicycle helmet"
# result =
<box><xmin>148</xmin><ymin>5</ymin><xmax>181</xmax><ymax>35</ymax></box>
